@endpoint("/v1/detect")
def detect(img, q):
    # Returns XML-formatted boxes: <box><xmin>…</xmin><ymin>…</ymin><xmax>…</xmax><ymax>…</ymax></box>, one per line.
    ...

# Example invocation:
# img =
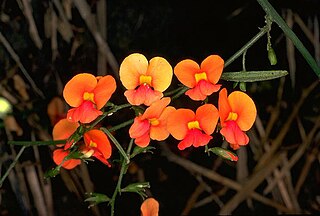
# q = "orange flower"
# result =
<box><xmin>119</xmin><ymin>53</ymin><xmax>173</xmax><ymax>106</ymax></box>
<box><xmin>140</xmin><ymin>198</ymin><xmax>159</xmax><ymax>216</ymax></box>
<box><xmin>129</xmin><ymin>97</ymin><xmax>175</xmax><ymax>147</ymax></box>
<box><xmin>167</xmin><ymin>104</ymin><xmax>219</xmax><ymax>150</ymax></box>
<box><xmin>83</xmin><ymin>129</ymin><xmax>112</xmax><ymax>167</ymax></box>
<box><xmin>174</xmin><ymin>55</ymin><xmax>224</xmax><ymax>101</ymax></box>
<box><xmin>218</xmin><ymin>88</ymin><xmax>257</xmax><ymax>150</ymax></box>
<box><xmin>52</xmin><ymin>119</ymin><xmax>112</xmax><ymax>168</ymax></box>
<box><xmin>53</xmin><ymin>149</ymin><xmax>81</xmax><ymax>170</ymax></box>
<box><xmin>63</xmin><ymin>73</ymin><xmax>116</xmax><ymax>123</ymax></box>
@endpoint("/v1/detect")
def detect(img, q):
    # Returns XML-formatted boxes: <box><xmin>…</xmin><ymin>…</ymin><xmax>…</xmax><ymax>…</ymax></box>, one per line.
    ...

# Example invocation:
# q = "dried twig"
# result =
<box><xmin>0</xmin><ymin>32</ymin><xmax>45</xmax><ymax>98</ymax></box>
<box><xmin>73</xmin><ymin>0</ymin><xmax>119</xmax><ymax>77</ymax></box>
<box><xmin>160</xmin><ymin>144</ymin><xmax>293</xmax><ymax>213</ymax></box>
<box><xmin>19</xmin><ymin>0</ymin><xmax>42</xmax><ymax>49</ymax></box>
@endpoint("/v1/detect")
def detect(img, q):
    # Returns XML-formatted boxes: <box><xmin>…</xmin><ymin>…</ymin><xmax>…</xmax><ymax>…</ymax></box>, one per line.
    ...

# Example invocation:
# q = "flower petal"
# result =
<box><xmin>52</xmin><ymin>119</ymin><xmax>79</xmax><ymax>141</ymax></box>
<box><xmin>191</xmin><ymin>129</ymin><xmax>212</xmax><ymax>148</ymax></box>
<box><xmin>196</xmin><ymin>104</ymin><xmax>219</xmax><ymax>135</ymax></box>
<box><xmin>141</xmin><ymin>198</ymin><xmax>159</xmax><ymax>216</ymax></box>
<box><xmin>147</xmin><ymin>57</ymin><xmax>173</xmax><ymax>92</ymax></box>
<box><xmin>129</xmin><ymin>117</ymin><xmax>150</xmax><ymax>139</ymax></box>
<box><xmin>124</xmin><ymin>85</ymin><xmax>163</xmax><ymax>106</ymax></box>
<box><xmin>119</xmin><ymin>53</ymin><xmax>148</xmax><ymax>90</ymax></box>
<box><xmin>135</xmin><ymin>132</ymin><xmax>151</xmax><ymax>148</ymax></box>
<box><xmin>200</xmin><ymin>55</ymin><xmax>224</xmax><ymax>84</ymax></box>
<box><xmin>84</xmin><ymin>129</ymin><xmax>112</xmax><ymax>160</ymax></box>
<box><xmin>93</xmin><ymin>75</ymin><xmax>117</xmax><ymax>110</ymax></box>
<box><xmin>228</xmin><ymin>91</ymin><xmax>257</xmax><ymax>131</ymax></box>
<box><xmin>218</xmin><ymin>88</ymin><xmax>232</xmax><ymax>126</ymax></box>
<box><xmin>53</xmin><ymin>149</ymin><xmax>81</xmax><ymax>169</ymax></box>
<box><xmin>63</xmin><ymin>73</ymin><xmax>97</xmax><ymax>107</ymax></box>
<box><xmin>67</xmin><ymin>101</ymin><xmax>103</xmax><ymax>123</ymax></box>
<box><xmin>149</xmin><ymin>106</ymin><xmax>175</xmax><ymax>141</ymax></box>
<box><xmin>143</xmin><ymin>97</ymin><xmax>171</xmax><ymax>119</ymax></box>
<box><xmin>185</xmin><ymin>80</ymin><xmax>221</xmax><ymax>101</ymax></box>
<box><xmin>220</xmin><ymin>121</ymin><xmax>249</xmax><ymax>150</ymax></box>
<box><xmin>174</xmin><ymin>59</ymin><xmax>199</xmax><ymax>88</ymax></box>
<box><xmin>167</xmin><ymin>109</ymin><xmax>195</xmax><ymax>140</ymax></box>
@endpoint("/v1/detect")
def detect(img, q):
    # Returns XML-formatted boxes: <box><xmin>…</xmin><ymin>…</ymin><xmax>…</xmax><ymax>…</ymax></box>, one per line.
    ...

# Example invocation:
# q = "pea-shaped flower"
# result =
<box><xmin>218</xmin><ymin>88</ymin><xmax>257</xmax><ymax>150</ymax></box>
<box><xmin>63</xmin><ymin>73</ymin><xmax>116</xmax><ymax>123</ymax></box>
<box><xmin>167</xmin><ymin>104</ymin><xmax>219</xmax><ymax>150</ymax></box>
<box><xmin>119</xmin><ymin>53</ymin><xmax>173</xmax><ymax>106</ymax></box>
<box><xmin>174</xmin><ymin>55</ymin><xmax>224</xmax><ymax>101</ymax></box>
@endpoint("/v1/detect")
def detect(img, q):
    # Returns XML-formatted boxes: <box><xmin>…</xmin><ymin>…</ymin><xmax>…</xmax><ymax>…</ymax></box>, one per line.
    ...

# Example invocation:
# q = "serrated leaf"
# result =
<box><xmin>221</xmin><ymin>70</ymin><xmax>288</xmax><ymax>82</ymax></box>
<box><xmin>207</xmin><ymin>147</ymin><xmax>238</xmax><ymax>161</ymax></box>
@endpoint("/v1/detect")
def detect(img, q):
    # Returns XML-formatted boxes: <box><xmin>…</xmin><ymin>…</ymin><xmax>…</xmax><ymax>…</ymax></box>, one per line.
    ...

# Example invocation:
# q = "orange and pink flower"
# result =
<box><xmin>63</xmin><ymin>73</ymin><xmax>116</xmax><ymax>123</ymax></box>
<box><xmin>167</xmin><ymin>104</ymin><xmax>219</xmax><ymax>150</ymax></box>
<box><xmin>52</xmin><ymin>119</ymin><xmax>112</xmax><ymax>169</ymax></box>
<box><xmin>129</xmin><ymin>97</ymin><xmax>175</xmax><ymax>147</ymax></box>
<box><xmin>218</xmin><ymin>88</ymin><xmax>257</xmax><ymax>150</ymax></box>
<box><xmin>119</xmin><ymin>53</ymin><xmax>173</xmax><ymax>106</ymax></box>
<box><xmin>174</xmin><ymin>55</ymin><xmax>224</xmax><ymax>101</ymax></box>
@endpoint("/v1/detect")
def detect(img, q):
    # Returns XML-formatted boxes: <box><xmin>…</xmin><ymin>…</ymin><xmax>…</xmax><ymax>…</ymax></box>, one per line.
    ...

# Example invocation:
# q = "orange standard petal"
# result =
<box><xmin>195</xmin><ymin>104</ymin><xmax>219</xmax><ymax>135</ymax></box>
<box><xmin>147</xmin><ymin>57</ymin><xmax>173</xmax><ymax>92</ymax></box>
<box><xmin>52</xmin><ymin>118</ymin><xmax>79</xmax><ymax>141</ymax></box>
<box><xmin>63</xmin><ymin>73</ymin><xmax>97</xmax><ymax>107</ymax></box>
<box><xmin>167</xmin><ymin>109</ymin><xmax>195</xmax><ymax>140</ymax></box>
<box><xmin>150</xmin><ymin>106</ymin><xmax>175</xmax><ymax>141</ymax></box>
<box><xmin>119</xmin><ymin>53</ymin><xmax>148</xmax><ymax>90</ymax></box>
<box><xmin>218</xmin><ymin>88</ymin><xmax>232</xmax><ymax>127</ymax></box>
<box><xmin>174</xmin><ymin>59</ymin><xmax>199</xmax><ymax>88</ymax></box>
<box><xmin>140</xmin><ymin>198</ymin><xmax>159</xmax><ymax>216</ymax></box>
<box><xmin>200</xmin><ymin>55</ymin><xmax>224</xmax><ymax>85</ymax></box>
<box><xmin>83</xmin><ymin>129</ymin><xmax>112</xmax><ymax>165</ymax></box>
<box><xmin>53</xmin><ymin>149</ymin><xmax>81</xmax><ymax>170</ymax></box>
<box><xmin>93</xmin><ymin>75</ymin><xmax>117</xmax><ymax>110</ymax></box>
<box><xmin>228</xmin><ymin>91</ymin><xmax>257</xmax><ymax>131</ymax></box>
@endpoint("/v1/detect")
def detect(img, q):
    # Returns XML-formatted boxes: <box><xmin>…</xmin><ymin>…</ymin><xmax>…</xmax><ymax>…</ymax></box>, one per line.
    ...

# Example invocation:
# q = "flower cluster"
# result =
<box><xmin>52</xmin><ymin>73</ymin><xmax>116</xmax><ymax>169</ymax></box>
<box><xmin>120</xmin><ymin>53</ymin><xmax>257</xmax><ymax>152</ymax></box>
<box><xmin>51</xmin><ymin>53</ymin><xmax>256</xmax><ymax>170</ymax></box>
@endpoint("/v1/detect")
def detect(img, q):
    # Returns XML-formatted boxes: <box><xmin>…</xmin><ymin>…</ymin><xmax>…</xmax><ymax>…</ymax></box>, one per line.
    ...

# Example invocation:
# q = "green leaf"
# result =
<box><xmin>207</xmin><ymin>147</ymin><xmax>238</xmax><ymax>161</ymax></box>
<box><xmin>84</xmin><ymin>192</ymin><xmax>111</xmax><ymax>207</ymax></box>
<box><xmin>221</xmin><ymin>70</ymin><xmax>288</xmax><ymax>82</ymax></box>
<box><xmin>121</xmin><ymin>182</ymin><xmax>150</xmax><ymax>199</ymax></box>
<box><xmin>239</xmin><ymin>82</ymin><xmax>247</xmax><ymax>91</ymax></box>
<box><xmin>130</xmin><ymin>146</ymin><xmax>155</xmax><ymax>159</ymax></box>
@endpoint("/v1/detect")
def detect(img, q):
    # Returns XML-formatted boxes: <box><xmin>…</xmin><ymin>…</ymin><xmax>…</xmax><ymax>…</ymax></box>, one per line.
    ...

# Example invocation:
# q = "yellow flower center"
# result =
<box><xmin>149</xmin><ymin>118</ymin><xmax>159</xmax><ymax>126</ymax></box>
<box><xmin>226</xmin><ymin>112</ymin><xmax>238</xmax><ymax>121</ymax></box>
<box><xmin>139</xmin><ymin>75</ymin><xmax>152</xmax><ymax>86</ymax></box>
<box><xmin>195</xmin><ymin>72</ymin><xmax>207</xmax><ymax>83</ymax></box>
<box><xmin>89</xmin><ymin>140</ymin><xmax>97</xmax><ymax>148</ymax></box>
<box><xmin>187</xmin><ymin>120</ymin><xmax>201</xmax><ymax>130</ymax></box>
<box><xmin>83</xmin><ymin>92</ymin><xmax>95</xmax><ymax>103</ymax></box>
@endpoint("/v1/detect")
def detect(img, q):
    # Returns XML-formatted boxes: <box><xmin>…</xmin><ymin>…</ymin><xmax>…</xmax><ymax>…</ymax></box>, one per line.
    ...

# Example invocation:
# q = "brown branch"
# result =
<box><xmin>73</xmin><ymin>0</ymin><xmax>119</xmax><ymax>77</ymax></box>
<box><xmin>160</xmin><ymin>144</ymin><xmax>293</xmax><ymax>213</ymax></box>
<box><xmin>255</xmin><ymin>80</ymin><xmax>319</xmax><ymax>171</ymax></box>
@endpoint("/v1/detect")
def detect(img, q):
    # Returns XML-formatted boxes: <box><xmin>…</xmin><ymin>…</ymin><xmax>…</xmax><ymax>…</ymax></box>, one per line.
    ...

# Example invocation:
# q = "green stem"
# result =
<box><xmin>110</xmin><ymin>139</ymin><xmax>134</xmax><ymax>216</ymax></box>
<box><xmin>224</xmin><ymin>25</ymin><xmax>269</xmax><ymax>68</ymax></box>
<box><xmin>171</xmin><ymin>86</ymin><xmax>189</xmax><ymax>100</ymax></box>
<box><xmin>101</xmin><ymin>127</ymin><xmax>129</xmax><ymax>164</ymax></box>
<box><xmin>256</xmin><ymin>0</ymin><xmax>320</xmax><ymax>78</ymax></box>
<box><xmin>0</xmin><ymin>146</ymin><xmax>26</xmax><ymax>187</ymax></box>
<box><xmin>90</xmin><ymin>103</ymin><xmax>132</xmax><ymax>129</ymax></box>
<box><xmin>108</xmin><ymin>119</ymin><xmax>134</xmax><ymax>133</ymax></box>
<box><xmin>8</xmin><ymin>140</ymin><xmax>66</xmax><ymax>146</ymax></box>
